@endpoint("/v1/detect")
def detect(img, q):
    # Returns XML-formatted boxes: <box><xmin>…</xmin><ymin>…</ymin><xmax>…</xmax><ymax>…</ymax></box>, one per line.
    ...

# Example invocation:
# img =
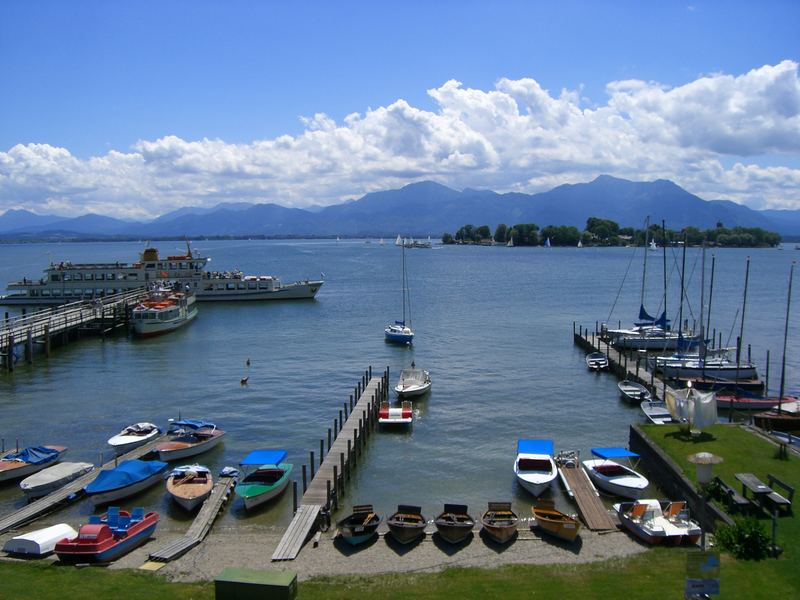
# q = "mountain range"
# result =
<box><xmin>1</xmin><ymin>175</ymin><xmax>799</xmax><ymax>239</ymax></box>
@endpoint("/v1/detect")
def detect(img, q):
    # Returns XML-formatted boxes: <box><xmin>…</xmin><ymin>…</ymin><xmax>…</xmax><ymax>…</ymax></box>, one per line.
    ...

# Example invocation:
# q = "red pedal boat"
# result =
<box><xmin>54</xmin><ymin>507</ymin><xmax>159</xmax><ymax>563</ymax></box>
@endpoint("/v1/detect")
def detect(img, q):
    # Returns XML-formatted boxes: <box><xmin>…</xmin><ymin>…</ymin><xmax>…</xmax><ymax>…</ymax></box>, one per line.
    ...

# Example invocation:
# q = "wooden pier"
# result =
<box><xmin>146</xmin><ymin>473</ymin><xmax>237</xmax><ymax>563</ymax></box>
<box><xmin>272</xmin><ymin>366</ymin><xmax>388</xmax><ymax>561</ymax></box>
<box><xmin>1</xmin><ymin>289</ymin><xmax>148</xmax><ymax>371</ymax></box>
<box><xmin>0</xmin><ymin>434</ymin><xmax>166</xmax><ymax>535</ymax></box>
<box><xmin>558</xmin><ymin>463</ymin><xmax>617</xmax><ymax>531</ymax></box>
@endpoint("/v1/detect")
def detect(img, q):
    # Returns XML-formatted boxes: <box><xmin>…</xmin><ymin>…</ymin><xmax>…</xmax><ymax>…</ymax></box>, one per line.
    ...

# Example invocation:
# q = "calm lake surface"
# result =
<box><xmin>1</xmin><ymin>240</ymin><xmax>798</xmax><ymax>530</ymax></box>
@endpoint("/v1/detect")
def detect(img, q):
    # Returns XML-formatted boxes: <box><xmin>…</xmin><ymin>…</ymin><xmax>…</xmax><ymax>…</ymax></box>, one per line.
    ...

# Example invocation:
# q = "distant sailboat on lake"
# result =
<box><xmin>385</xmin><ymin>244</ymin><xmax>414</xmax><ymax>344</ymax></box>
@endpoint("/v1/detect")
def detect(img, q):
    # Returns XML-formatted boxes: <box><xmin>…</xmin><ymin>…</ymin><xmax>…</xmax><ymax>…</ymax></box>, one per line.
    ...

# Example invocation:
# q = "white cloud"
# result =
<box><xmin>2</xmin><ymin>61</ymin><xmax>800</xmax><ymax>218</ymax></box>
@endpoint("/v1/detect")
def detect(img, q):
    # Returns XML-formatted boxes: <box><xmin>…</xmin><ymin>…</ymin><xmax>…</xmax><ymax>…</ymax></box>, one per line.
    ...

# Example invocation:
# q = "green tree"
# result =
<box><xmin>494</xmin><ymin>224</ymin><xmax>508</xmax><ymax>244</ymax></box>
<box><xmin>476</xmin><ymin>225</ymin><xmax>491</xmax><ymax>241</ymax></box>
<box><xmin>441</xmin><ymin>232</ymin><xmax>454</xmax><ymax>244</ymax></box>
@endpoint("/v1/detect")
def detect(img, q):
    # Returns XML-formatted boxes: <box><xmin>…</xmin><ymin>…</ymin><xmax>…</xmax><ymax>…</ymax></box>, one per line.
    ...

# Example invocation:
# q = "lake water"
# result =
<box><xmin>1</xmin><ymin>240</ymin><xmax>798</xmax><ymax>530</ymax></box>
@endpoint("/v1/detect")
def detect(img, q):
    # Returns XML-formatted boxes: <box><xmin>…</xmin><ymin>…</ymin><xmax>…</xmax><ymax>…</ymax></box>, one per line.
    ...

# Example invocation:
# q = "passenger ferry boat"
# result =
<box><xmin>1</xmin><ymin>244</ymin><xmax>323</xmax><ymax>305</ymax></box>
<box><xmin>131</xmin><ymin>287</ymin><xmax>198</xmax><ymax>337</ymax></box>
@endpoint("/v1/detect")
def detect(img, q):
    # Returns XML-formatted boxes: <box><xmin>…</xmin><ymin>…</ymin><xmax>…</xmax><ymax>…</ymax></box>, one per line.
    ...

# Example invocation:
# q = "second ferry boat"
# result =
<box><xmin>1</xmin><ymin>244</ymin><xmax>324</xmax><ymax>305</ymax></box>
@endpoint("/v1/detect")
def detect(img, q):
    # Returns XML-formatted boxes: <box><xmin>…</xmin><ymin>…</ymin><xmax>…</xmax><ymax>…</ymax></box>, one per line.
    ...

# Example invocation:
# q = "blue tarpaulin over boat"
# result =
<box><xmin>171</xmin><ymin>419</ymin><xmax>215</xmax><ymax>430</ymax></box>
<box><xmin>517</xmin><ymin>439</ymin><xmax>554</xmax><ymax>456</ymax></box>
<box><xmin>5</xmin><ymin>446</ymin><xmax>59</xmax><ymax>465</ymax></box>
<box><xmin>239</xmin><ymin>449</ymin><xmax>287</xmax><ymax>466</ymax></box>
<box><xmin>590</xmin><ymin>447</ymin><xmax>640</xmax><ymax>459</ymax></box>
<box><xmin>85</xmin><ymin>459</ymin><xmax>168</xmax><ymax>493</ymax></box>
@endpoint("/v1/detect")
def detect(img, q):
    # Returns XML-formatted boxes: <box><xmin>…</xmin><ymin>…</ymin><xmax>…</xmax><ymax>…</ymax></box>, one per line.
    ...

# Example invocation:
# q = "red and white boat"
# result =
<box><xmin>378</xmin><ymin>401</ymin><xmax>413</xmax><ymax>425</ymax></box>
<box><xmin>716</xmin><ymin>394</ymin><xmax>798</xmax><ymax>411</ymax></box>
<box><xmin>54</xmin><ymin>507</ymin><xmax>159</xmax><ymax>563</ymax></box>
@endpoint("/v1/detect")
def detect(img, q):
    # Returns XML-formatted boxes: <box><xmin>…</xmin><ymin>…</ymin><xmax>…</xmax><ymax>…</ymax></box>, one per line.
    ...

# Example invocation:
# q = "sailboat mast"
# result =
<box><xmin>736</xmin><ymin>257</ymin><xmax>750</xmax><ymax>368</ymax></box>
<box><xmin>706</xmin><ymin>254</ymin><xmax>716</xmax><ymax>350</ymax></box>
<box><xmin>401</xmin><ymin>243</ymin><xmax>407</xmax><ymax>325</ymax></box>
<box><xmin>662</xmin><ymin>220</ymin><xmax>668</xmax><ymax>329</ymax></box>
<box><xmin>641</xmin><ymin>217</ymin><xmax>650</xmax><ymax>310</ymax></box>
<box><xmin>678</xmin><ymin>232</ymin><xmax>687</xmax><ymax>338</ymax></box>
<box><xmin>699</xmin><ymin>242</ymin><xmax>706</xmax><ymax>362</ymax></box>
<box><xmin>777</xmin><ymin>261</ymin><xmax>795</xmax><ymax>414</ymax></box>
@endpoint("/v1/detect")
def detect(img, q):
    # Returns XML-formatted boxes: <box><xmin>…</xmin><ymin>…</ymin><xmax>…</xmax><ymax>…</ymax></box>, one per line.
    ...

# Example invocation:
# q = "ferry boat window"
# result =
<box><xmin>216</xmin><ymin>284</ymin><xmax>224</xmax><ymax>290</ymax></box>
<box><xmin>96</xmin><ymin>289</ymin><xmax>104</xmax><ymax>296</ymax></box>
<box><xmin>30</xmin><ymin>290</ymin><xmax>39</xmax><ymax>296</ymax></box>
<box><xmin>96</xmin><ymin>273</ymin><xmax>104</xmax><ymax>280</ymax></box>
<box><xmin>248</xmin><ymin>282</ymin><xmax>257</xmax><ymax>289</ymax></box>
<box><xmin>180</xmin><ymin>262</ymin><xmax>187</xmax><ymax>269</ymax></box>
<box><xmin>62</xmin><ymin>290</ymin><xmax>71</xmax><ymax>297</ymax></box>
<box><xmin>128</xmin><ymin>273</ymin><xmax>138</xmax><ymax>280</ymax></box>
<box><xmin>74</xmin><ymin>273</ymin><xmax>83</xmax><ymax>281</ymax></box>
<box><xmin>84</xmin><ymin>273</ymin><xmax>94</xmax><ymax>281</ymax></box>
<box><xmin>51</xmin><ymin>274</ymin><xmax>61</xmax><ymax>282</ymax></box>
<box><xmin>73</xmin><ymin>289</ymin><xmax>82</xmax><ymax>296</ymax></box>
<box><xmin>169</xmin><ymin>262</ymin><xmax>176</xmax><ymax>269</ymax></box>
<box><xmin>52</xmin><ymin>289</ymin><xmax>62</xmax><ymax>296</ymax></box>
<box><xmin>107</xmin><ymin>273</ymin><xmax>116</xmax><ymax>280</ymax></box>
<box><xmin>226</xmin><ymin>283</ymin><xmax>236</xmax><ymax>290</ymax></box>
<box><xmin>238</xmin><ymin>283</ymin><xmax>246</xmax><ymax>290</ymax></box>
<box><xmin>146</xmin><ymin>263</ymin><xmax>155</xmax><ymax>269</ymax></box>
<box><xmin>42</xmin><ymin>290</ymin><xmax>51</xmax><ymax>296</ymax></box>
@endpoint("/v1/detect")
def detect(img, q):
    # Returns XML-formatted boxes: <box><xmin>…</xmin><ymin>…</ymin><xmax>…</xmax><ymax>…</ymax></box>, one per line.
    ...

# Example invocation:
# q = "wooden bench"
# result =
<box><xmin>713</xmin><ymin>476</ymin><xmax>752</xmax><ymax>512</ymax></box>
<box><xmin>765</xmin><ymin>474</ymin><xmax>794</xmax><ymax>515</ymax></box>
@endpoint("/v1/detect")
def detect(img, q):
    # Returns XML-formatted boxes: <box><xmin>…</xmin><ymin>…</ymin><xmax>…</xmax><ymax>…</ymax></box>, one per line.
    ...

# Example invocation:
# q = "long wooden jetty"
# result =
<box><xmin>147</xmin><ymin>473</ymin><xmax>236</xmax><ymax>563</ymax></box>
<box><xmin>272</xmin><ymin>366</ymin><xmax>388</xmax><ymax>561</ymax></box>
<box><xmin>0</xmin><ymin>434</ymin><xmax>166</xmax><ymax>535</ymax></box>
<box><xmin>558</xmin><ymin>463</ymin><xmax>617</xmax><ymax>531</ymax></box>
<box><xmin>1</xmin><ymin>289</ymin><xmax>148</xmax><ymax>371</ymax></box>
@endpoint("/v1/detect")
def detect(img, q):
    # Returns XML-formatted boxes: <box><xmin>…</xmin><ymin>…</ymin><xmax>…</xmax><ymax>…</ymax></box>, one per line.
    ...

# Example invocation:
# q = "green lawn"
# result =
<box><xmin>2</xmin><ymin>425</ymin><xmax>798</xmax><ymax>598</ymax></box>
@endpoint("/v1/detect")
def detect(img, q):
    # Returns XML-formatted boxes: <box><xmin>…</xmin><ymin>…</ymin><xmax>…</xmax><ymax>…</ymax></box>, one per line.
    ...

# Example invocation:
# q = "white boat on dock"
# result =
<box><xmin>582</xmin><ymin>447</ymin><xmax>649</xmax><ymax>499</ymax></box>
<box><xmin>107</xmin><ymin>422</ymin><xmax>160</xmax><ymax>455</ymax></box>
<box><xmin>514</xmin><ymin>439</ymin><xmax>558</xmax><ymax>497</ymax></box>
<box><xmin>394</xmin><ymin>363</ymin><xmax>431</xmax><ymax>397</ymax></box>
<box><xmin>19</xmin><ymin>461</ymin><xmax>95</xmax><ymax>500</ymax></box>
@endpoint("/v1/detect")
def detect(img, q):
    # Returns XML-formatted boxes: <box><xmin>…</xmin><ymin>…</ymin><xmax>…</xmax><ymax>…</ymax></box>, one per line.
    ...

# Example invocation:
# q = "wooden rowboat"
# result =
<box><xmin>386</xmin><ymin>504</ymin><xmax>426</xmax><ymax>544</ymax></box>
<box><xmin>531</xmin><ymin>499</ymin><xmax>581</xmax><ymax>542</ymax></box>
<box><xmin>336</xmin><ymin>504</ymin><xmax>381</xmax><ymax>546</ymax></box>
<box><xmin>434</xmin><ymin>503</ymin><xmax>475</xmax><ymax>544</ymax></box>
<box><xmin>480</xmin><ymin>501</ymin><xmax>518</xmax><ymax>544</ymax></box>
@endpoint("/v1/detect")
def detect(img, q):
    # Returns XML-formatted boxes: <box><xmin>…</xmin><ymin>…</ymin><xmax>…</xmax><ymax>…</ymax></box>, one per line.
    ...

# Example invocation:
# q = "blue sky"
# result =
<box><xmin>1</xmin><ymin>1</ymin><xmax>799</xmax><ymax>218</ymax></box>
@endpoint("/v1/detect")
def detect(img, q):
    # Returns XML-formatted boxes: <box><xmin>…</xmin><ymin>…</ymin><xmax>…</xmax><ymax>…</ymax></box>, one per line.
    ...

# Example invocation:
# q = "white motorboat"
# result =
<box><xmin>3</xmin><ymin>523</ymin><xmax>79</xmax><ymax>556</ymax></box>
<box><xmin>652</xmin><ymin>352</ymin><xmax>758</xmax><ymax>380</ymax></box>
<box><xmin>618</xmin><ymin>380</ymin><xmax>651</xmax><ymax>404</ymax></box>
<box><xmin>165</xmin><ymin>464</ymin><xmax>214</xmax><ymax>511</ymax></box>
<box><xmin>640</xmin><ymin>400</ymin><xmax>677</xmax><ymax>425</ymax></box>
<box><xmin>582</xmin><ymin>447</ymin><xmax>649</xmax><ymax>499</ymax></box>
<box><xmin>19</xmin><ymin>461</ymin><xmax>94</xmax><ymax>500</ymax></box>
<box><xmin>394</xmin><ymin>363</ymin><xmax>431</xmax><ymax>397</ymax></box>
<box><xmin>585</xmin><ymin>352</ymin><xmax>609</xmax><ymax>371</ymax></box>
<box><xmin>155</xmin><ymin>419</ymin><xmax>225</xmax><ymax>462</ymax></box>
<box><xmin>378</xmin><ymin>400</ymin><xmax>413</xmax><ymax>425</ymax></box>
<box><xmin>234</xmin><ymin>449</ymin><xmax>292</xmax><ymax>510</ymax></box>
<box><xmin>107</xmin><ymin>422</ymin><xmax>160</xmax><ymax>454</ymax></box>
<box><xmin>131</xmin><ymin>288</ymin><xmax>198</xmax><ymax>337</ymax></box>
<box><xmin>514</xmin><ymin>439</ymin><xmax>558</xmax><ymax>497</ymax></box>
<box><xmin>0</xmin><ymin>445</ymin><xmax>67</xmax><ymax>483</ymax></box>
<box><xmin>615</xmin><ymin>499</ymin><xmax>701</xmax><ymax>545</ymax></box>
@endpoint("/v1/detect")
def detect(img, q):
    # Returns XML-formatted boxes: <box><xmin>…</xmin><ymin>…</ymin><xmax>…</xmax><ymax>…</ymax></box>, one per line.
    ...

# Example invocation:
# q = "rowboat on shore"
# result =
<box><xmin>336</xmin><ymin>504</ymin><xmax>381</xmax><ymax>546</ymax></box>
<box><xmin>480</xmin><ymin>501</ymin><xmax>518</xmax><ymax>544</ymax></box>
<box><xmin>434</xmin><ymin>504</ymin><xmax>475</xmax><ymax>544</ymax></box>
<box><xmin>386</xmin><ymin>505</ymin><xmax>427</xmax><ymax>544</ymax></box>
<box><xmin>531</xmin><ymin>499</ymin><xmax>581</xmax><ymax>543</ymax></box>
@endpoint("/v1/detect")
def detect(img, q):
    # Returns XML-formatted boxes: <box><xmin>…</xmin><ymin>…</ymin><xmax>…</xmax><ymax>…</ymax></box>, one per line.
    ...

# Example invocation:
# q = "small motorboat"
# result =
<box><xmin>531</xmin><ymin>499</ymin><xmax>581</xmax><ymax>543</ymax></box>
<box><xmin>618</xmin><ymin>380</ymin><xmax>651</xmax><ymax>404</ymax></box>
<box><xmin>585</xmin><ymin>352</ymin><xmax>609</xmax><ymax>371</ymax></box>
<box><xmin>20</xmin><ymin>461</ymin><xmax>95</xmax><ymax>500</ymax></box>
<box><xmin>165</xmin><ymin>464</ymin><xmax>213</xmax><ymax>511</ymax></box>
<box><xmin>514</xmin><ymin>439</ymin><xmax>558</xmax><ymax>497</ymax></box>
<box><xmin>582</xmin><ymin>447</ymin><xmax>649</xmax><ymax>499</ymax></box>
<box><xmin>615</xmin><ymin>499</ymin><xmax>701</xmax><ymax>545</ymax></box>
<box><xmin>155</xmin><ymin>419</ymin><xmax>225</xmax><ymax>462</ymax></box>
<box><xmin>378</xmin><ymin>400</ymin><xmax>413</xmax><ymax>426</ymax></box>
<box><xmin>640</xmin><ymin>400</ymin><xmax>676</xmax><ymax>425</ymax></box>
<box><xmin>0</xmin><ymin>445</ymin><xmax>67</xmax><ymax>483</ymax></box>
<box><xmin>84</xmin><ymin>459</ymin><xmax>168</xmax><ymax>506</ymax></box>
<box><xmin>394</xmin><ymin>363</ymin><xmax>432</xmax><ymax>397</ymax></box>
<box><xmin>336</xmin><ymin>504</ymin><xmax>381</xmax><ymax>546</ymax></box>
<box><xmin>54</xmin><ymin>507</ymin><xmax>159</xmax><ymax>563</ymax></box>
<box><xmin>3</xmin><ymin>523</ymin><xmax>78</xmax><ymax>556</ymax></box>
<box><xmin>130</xmin><ymin>287</ymin><xmax>197</xmax><ymax>337</ymax></box>
<box><xmin>386</xmin><ymin>504</ymin><xmax>427</xmax><ymax>544</ymax></box>
<box><xmin>434</xmin><ymin>503</ymin><xmax>475</xmax><ymax>544</ymax></box>
<box><xmin>234</xmin><ymin>449</ymin><xmax>293</xmax><ymax>510</ymax></box>
<box><xmin>480</xmin><ymin>501</ymin><xmax>518</xmax><ymax>544</ymax></box>
<box><xmin>107</xmin><ymin>422</ymin><xmax>160</xmax><ymax>455</ymax></box>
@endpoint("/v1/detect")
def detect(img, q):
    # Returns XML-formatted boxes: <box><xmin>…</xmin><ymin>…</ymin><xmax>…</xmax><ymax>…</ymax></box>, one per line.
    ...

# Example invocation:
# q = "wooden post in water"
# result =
<box><xmin>340</xmin><ymin>452</ymin><xmax>345</xmax><ymax>483</ymax></box>
<box><xmin>327</xmin><ymin>427</ymin><xmax>332</xmax><ymax>451</ymax></box>
<box><xmin>332</xmin><ymin>466</ymin><xmax>339</xmax><ymax>509</ymax></box>
<box><xmin>338</xmin><ymin>410</ymin><xmax>343</xmax><ymax>433</ymax></box>
<box><xmin>765</xmin><ymin>350</ymin><xmax>770</xmax><ymax>394</ymax></box>
<box><xmin>292</xmin><ymin>481</ymin><xmax>298</xmax><ymax>514</ymax></box>
<box><xmin>344</xmin><ymin>401</ymin><xmax>349</xmax><ymax>420</ymax></box>
<box><xmin>44</xmin><ymin>324</ymin><xmax>51</xmax><ymax>357</ymax></box>
<box><xmin>302</xmin><ymin>464</ymin><xmax>307</xmax><ymax>493</ymax></box>
<box><xmin>25</xmin><ymin>329</ymin><xmax>33</xmax><ymax>364</ymax></box>
<box><xmin>320</xmin><ymin>439</ymin><xmax>324</xmax><ymax>465</ymax></box>
<box><xmin>347</xmin><ymin>440</ymin><xmax>352</xmax><ymax>472</ymax></box>
<box><xmin>326</xmin><ymin>479</ymin><xmax>331</xmax><ymax>509</ymax></box>
<box><xmin>310</xmin><ymin>451</ymin><xmax>315</xmax><ymax>479</ymax></box>
<box><xmin>7</xmin><ymin>335</ymin><xmax>14</xmax><ymax>372</ymax></box>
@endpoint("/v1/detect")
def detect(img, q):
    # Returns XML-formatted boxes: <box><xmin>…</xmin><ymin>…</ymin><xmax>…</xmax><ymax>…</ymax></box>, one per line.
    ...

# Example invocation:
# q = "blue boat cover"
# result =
<box><xmin>517</xmin><ymin>439</ymin><xmax>554</xmax><ymax>456</ymax></box>
<box><xmin>637</xmin><ymin>304</ymin><xmax>656</xmax><ymax>323</ymax></box>
<box><xmin>171</xmin><ymin>419</ymin><xmax>215</xmax><ymax>430</ymax></box>
<box><xmin>591</xmin><ymin>447</ymin><xmax>640</xmax><ymax>459</ymax></box>
<box><xmin>85</xmin><ymin>459</ymin><xmax>168</xmax><ymax>493</ymax></box>
<box><xmin>5</xmin><ymin>446</ymin><xmax>59</xmax><ymax>464</ymax></box>
<box><xmin>239</xmin><ymin>449</ymin><xmax>287</xmax><ymax>466</ymax></box>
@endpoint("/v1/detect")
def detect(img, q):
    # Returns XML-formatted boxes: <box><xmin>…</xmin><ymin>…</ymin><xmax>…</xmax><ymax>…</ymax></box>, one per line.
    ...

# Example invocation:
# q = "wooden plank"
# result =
<box><xmin>560</xmin><ymin>467</ymin><xmax>617</xmax><ymax>531</ymax></box>
<box><xmin>272</xmin><ymin>504</ymin><xmax>321</xmax><ymax>561</ymax></box>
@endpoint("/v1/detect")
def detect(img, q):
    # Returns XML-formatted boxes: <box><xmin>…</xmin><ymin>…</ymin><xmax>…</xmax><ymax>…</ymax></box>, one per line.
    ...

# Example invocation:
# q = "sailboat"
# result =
<box><xmin>385</xmin><ymin>243</ymin><xmax>414</xmax><ymax>344</ymax></box>
<box><xmin>577</xmin><ymin>239</ymin><xmax>583</xmax><ymax>248</ymax></box>
<box><xmin>506</xmin><ymin>235</ymin><xmax>514</xmax><ymax>247</ymax></box>
<box><xmin>544</xmin><ymin>237</ymin><xmax>551</xmax><ymax>248</ymax></box>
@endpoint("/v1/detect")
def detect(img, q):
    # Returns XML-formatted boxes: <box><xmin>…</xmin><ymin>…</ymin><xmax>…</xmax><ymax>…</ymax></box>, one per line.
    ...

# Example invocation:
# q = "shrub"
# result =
<box><xmin>715</xmin><ymin>517</ymin><xmax>772</xmax><ymax>560</ymax></box>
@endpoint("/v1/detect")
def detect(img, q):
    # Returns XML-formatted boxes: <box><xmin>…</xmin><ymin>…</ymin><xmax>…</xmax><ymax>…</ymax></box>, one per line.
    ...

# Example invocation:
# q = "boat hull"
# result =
<box><xmin>195</xmin><ymin>280</ymin><xmax>323</xmax><ymax>301</ymax></box>
<box><xmin>481</xmin><ymin>503</ymin><xmax>518</xmax><ymax>544</ymax></box>
<box><xmin>385</xmin><ymin>330</ymin><xmax>414</xmax><ymax>344</ymax></box>
<box><xmin>394</xmin><ymin>382</ymin><xmax>431</xmax><ymax>397</ymax></box>
<box><xmin>582</xmin><ymin>459</ymin><xmax>648</xmax><ymax>499</ymax></box>
<box><xmin>434</xmin><ymin>506</ymin><xmax>475</xmax><ymax>544</ymax></box>
<box><xmin>132</xmin><ymin>307</ymin><xmax>197</xmax><ymax>337</ymax></box>
<box><xmin>156</xmin><ymin>431</ymin><xmax>225</xmax><ymax>461</ymax></box>
<box><xmin>336</xmin><ymin>505</ymin><xmax>381</xmax><ymax>546</ymax></box>
<box><xmin>515</xmin><ymin>453</ymin><xmax>558</xmax><ymax>498</ymax></box>
<box><xmin>20</xmin><ymin>462</ymin><xmax>94</xmax><ymax>500</ymax></box>
<box><xmin>532</xmin><ymin>504</ymin><xmax>581</xmax><ymax>543</ymax></box>
<box><xmin>87</xmin><ymin>471</ymin><xmax>165</xmax><ymax>506</ymax></box>
<box><xmin>55</xmin><ymin>514</ymin><xmax>159</xmax><ymax>563</ymax></box>
<box><xmin>107</xmin><ymin>425</ymin><xmax>160</xmax><ymax>455</ymax></box>
<box><xmin>618</xmin><ymin>381</ymin><xmax>651</xmax><ymax>404</ymax></box>
<box><xmin>166</xmin><ymin>473</ymin><xmax>213</xmax><ymax>511</ymax></box>
<box><xmin>0</xmin><ymin>446</ymin><xmax>66</xmax><ymax>483</ymax></box>
<box><xmin>235</xmin><ymin>469</ymin><xmax>291</xmax><ymax>510</ymax></box>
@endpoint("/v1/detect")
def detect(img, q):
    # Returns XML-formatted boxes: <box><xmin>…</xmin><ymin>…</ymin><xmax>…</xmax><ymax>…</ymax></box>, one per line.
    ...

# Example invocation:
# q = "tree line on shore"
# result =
<box><xmin>442</xmin><ymin>218</ymin><xmax>781</xmax><ymax>247</ymax></box>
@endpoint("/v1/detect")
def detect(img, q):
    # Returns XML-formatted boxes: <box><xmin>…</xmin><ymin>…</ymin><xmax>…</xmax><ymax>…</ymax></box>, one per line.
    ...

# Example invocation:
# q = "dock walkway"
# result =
<box><xmin>0</xmin><ymin>434</ymin><xmax>166</xmax><ymax>535</ymax></box>
<box><xmin>147</xmin><ymin>474</ymin><xmax>236</xmax><ymax>562</ymax></box>
<box><xmin>272</xmin><ymin>368</ymin><xmax>387</xmax><ymax>561</ymax></box>
<box><xmin>558</xmin><ymin>464</ymin><xmax>617</xmax><ymax>531</ymax></box>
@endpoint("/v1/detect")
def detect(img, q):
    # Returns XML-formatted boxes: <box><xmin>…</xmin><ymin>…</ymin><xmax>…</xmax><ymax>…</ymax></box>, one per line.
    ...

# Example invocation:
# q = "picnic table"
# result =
<box><xmin>735</xmin><ymin>473</ymin><xmax>773</xmax><ymax>506</ymax></box>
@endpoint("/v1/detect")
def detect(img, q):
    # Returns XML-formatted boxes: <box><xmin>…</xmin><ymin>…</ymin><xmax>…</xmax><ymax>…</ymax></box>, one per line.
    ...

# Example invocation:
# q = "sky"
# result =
<box><xmin>1</xmin><ymin>0</ymin><xmax>799</xmax><ymax>220</ymax></box>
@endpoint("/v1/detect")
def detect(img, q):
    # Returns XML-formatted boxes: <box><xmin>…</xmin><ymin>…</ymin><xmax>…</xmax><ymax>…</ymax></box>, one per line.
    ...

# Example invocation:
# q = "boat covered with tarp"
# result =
<box><xmin>84</xmin><ymin>459</ymin><xmax>168</xmax><ymax>505</ymax></box>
